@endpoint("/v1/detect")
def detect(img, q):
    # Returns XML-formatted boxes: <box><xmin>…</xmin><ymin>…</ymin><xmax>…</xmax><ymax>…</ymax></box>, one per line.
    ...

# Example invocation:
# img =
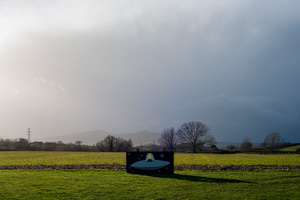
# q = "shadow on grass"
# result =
<box><xmin>141</xmin><ymin>173</ymin><xmax>250</xmax><ymax>183</ymax></box>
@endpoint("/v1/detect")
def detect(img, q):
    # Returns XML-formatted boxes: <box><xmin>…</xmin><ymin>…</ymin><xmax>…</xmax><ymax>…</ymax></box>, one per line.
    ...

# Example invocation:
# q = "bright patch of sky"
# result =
<box><xmin>1</xmin><ymin>0</ymin><xmax>300</xmax><ymax>143</ymax></box>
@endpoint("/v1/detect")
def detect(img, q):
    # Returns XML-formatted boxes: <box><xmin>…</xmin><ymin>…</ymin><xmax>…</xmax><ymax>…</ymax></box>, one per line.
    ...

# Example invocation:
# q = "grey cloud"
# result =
<box><xmin>1</xmin><ymin>0</ymin><xmax>300</xmax><ymax>143</ymax></box>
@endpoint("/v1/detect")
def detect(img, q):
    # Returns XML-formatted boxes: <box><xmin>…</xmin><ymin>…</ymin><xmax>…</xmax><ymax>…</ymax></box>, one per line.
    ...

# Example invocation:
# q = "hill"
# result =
<box><xmin>40</xmin><ymin>130</ymin><xmax>161</xmax><ymax>146</ymax></box>
<box><xmin>279</xmin><ymin>143</ymin><xmax>300</xmax><ymax>152</ymax></box>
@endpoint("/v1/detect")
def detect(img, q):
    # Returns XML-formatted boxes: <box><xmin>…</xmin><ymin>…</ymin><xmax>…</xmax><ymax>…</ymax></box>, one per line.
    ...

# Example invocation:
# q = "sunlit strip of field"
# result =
<box><xmin>174</xmin><ymin>153</ymin><xmax>300</xmax><ymax>166</ymax></box>
<box><xmin>0</xmin><ymin>169</ymin><xmax>299</xmax><ymax>199</ymax></box>
<box><xmin>280</xmin><ymin>145</ymin><xmax>300</xmax><ymax>152</ymax></box>
<box><xmin>0</xmin><ymin>152</ymin><xmax>125</xmax><ymax>166</ymax></box>
<box><xmin>0</xmin><ymin>152</ymin><xmax>299</xmax><ymax>166</ymax></box>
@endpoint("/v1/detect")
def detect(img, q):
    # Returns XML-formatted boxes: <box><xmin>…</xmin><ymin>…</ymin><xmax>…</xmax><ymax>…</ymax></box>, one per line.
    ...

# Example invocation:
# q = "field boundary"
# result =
<box><xmin>0</xmin><ymin>164</ymin><xmax>299</xmax><ymax>170</ymax></box>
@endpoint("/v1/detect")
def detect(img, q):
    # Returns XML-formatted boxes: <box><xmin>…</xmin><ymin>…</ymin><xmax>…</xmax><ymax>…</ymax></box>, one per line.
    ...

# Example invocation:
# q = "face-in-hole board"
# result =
<box><xmin>126</xmin><ymin>151</ymin><xmax>174</xmax><ymax>174</ymax></box>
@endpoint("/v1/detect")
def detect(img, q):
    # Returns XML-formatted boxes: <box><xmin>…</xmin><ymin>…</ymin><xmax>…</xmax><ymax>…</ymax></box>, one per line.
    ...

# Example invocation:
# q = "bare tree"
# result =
<box><xmin>104</xmin><ymin>135</ymin><xmax>116</xmax><ymax>152</ymax></box>
<box><xmin>96</xmin><ymin>140</ymin><xmax>107</xmax><ymax>151</ymax></box>
<box><xmin>226</xmin><ymin>145</ymin><xmax>237</xmax><ymax>151</ymax></box>
<box><xmin>44</xmin><ymin>142</ymin><xmax>57</xmax><ymax>151</ymax></box>
<box><xmin>240</xmin><ymin>137</ymin><xmax>253</xmax><ymax>151</ymax></box>
<box><xmin>0</xmin><ymin>139</ymin><xmax>14</xmax><ymax>150</ymax></box>
<box><xmin>115</xmin><ymin>138</ymin><xmax>133</xmax><ymax>152</ymax></box>
<box><xmin>96</xmin><ymin>135</ymin><xmax>133</xmax><ymax>152</ymax></box>
<box><xmin>75</xmin><ymin>141</ymin><xmax>82</xmax><ymax>146</ymax></box>
<box><xmin>176</xmin><ymin>121</ymin><xmax>210</xmax><ymax>153</ymax></box>
<box><xmin>159</xmin><ymin>127</ymin><xmax>177</xmax><ymax>151</ymax></box>
<box><xmin>263</xmin><ymin>132</ymin><xmax>284</xmax><ymax>153</ymax></box>
<box><xmin>204</xmin><ymin>134</ymin><xmax>216</xmax><ymax>147</ymax></box>
<box><xmin>14</xmin><ymin>138</ymin><xmax>30</xmax><ymax>150</ymax></box>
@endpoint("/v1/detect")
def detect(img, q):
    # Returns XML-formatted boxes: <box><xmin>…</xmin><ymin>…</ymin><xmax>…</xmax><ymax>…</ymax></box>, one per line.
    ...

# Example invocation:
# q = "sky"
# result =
<box><xmin>0</xmin><ymin>0</ymin><xmax>299</xmax><ymax>143</ymax></box>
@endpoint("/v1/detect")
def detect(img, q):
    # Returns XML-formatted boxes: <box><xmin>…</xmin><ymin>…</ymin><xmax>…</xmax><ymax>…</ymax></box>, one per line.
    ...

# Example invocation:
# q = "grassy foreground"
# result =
<box><xmin>0</xmin><ymin>169</ymin><xmax>299</xmax><ymax>200</ymax></box>
<box><xmin>0</xmin><ymin>151</ymin><xmax>299</xmax><ymax>166</ymax></box>
<box><xmin>0</xmin><ymin>152</ymin><xmax>299</xmax><ymax>199</ymax></box>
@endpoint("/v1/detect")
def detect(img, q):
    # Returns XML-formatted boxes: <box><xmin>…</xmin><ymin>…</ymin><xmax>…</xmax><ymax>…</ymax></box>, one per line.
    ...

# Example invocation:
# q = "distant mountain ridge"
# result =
<box><xmin>40</xmin><ymin>130</ymin><xmax>161</xmax><ymax>146</ymax></box>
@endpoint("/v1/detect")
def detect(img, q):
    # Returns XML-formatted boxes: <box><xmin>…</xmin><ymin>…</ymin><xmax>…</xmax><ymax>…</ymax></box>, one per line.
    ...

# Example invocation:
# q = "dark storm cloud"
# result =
<box><xmin>0</xmin><ymin>0</ymin><xmax>299</xmax><ymax>143</ymax></box>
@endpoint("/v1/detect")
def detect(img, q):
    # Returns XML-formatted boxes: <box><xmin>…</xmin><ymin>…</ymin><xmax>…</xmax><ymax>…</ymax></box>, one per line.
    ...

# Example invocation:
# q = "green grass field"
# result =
<box><xmin>0</xmin><ymin>152</ymin><xmax>299</xmax><ymax>199</ymax></box>
<box><xmin>280</xmin><ymin>145</ymin><xmax>300</xmax><ymax>152</ymax></box>
<box><xmin>0</xmin><ymin>152</ymin><xmax>125</xmax><ymax>166</ymax></box>
<box><xmin>0</xmin><ymin>169</ymin><xmax>299</xmax><ymax>199</ymax></box>
<box><xmin>0</xmin><ymin>151</ymin><xmax>299</xmax><ymax>166</ymax></box>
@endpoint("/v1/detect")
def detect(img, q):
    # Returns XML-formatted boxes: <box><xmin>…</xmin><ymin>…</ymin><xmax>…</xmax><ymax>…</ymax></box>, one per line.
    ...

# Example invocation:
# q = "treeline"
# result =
<box><xmin>96</xmin><ymin>135</ymin><xmax>133</xmax><ymax>152</ymax></box>
<box><xmin>0</xmin><ymin>135</ymin><xmax>133</xmax><ymax>152</ymax></box>
<box><xmin>233</xmin><ymin>132</ymin><xmax>300</xmax><ymax>154</ymax></box>
<box><xmin>158</xmin><ymin>121</ymin><xmax>216</xmax><ymax>153</ymax></box>
<box><xmin>158</xmin><ymin>123</ymin><xmax>299</xmax><ymax>154</ymax></box>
